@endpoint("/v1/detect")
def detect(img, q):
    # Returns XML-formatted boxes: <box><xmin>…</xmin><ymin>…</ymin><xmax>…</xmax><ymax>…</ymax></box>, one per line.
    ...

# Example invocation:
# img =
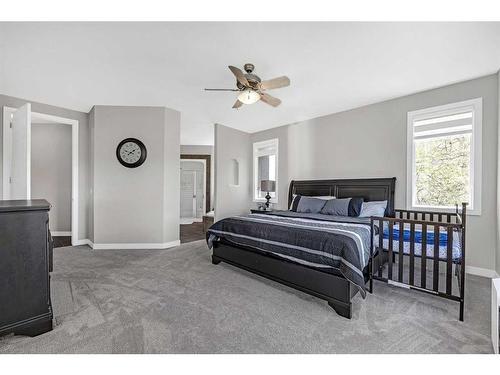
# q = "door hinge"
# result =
<box><xmin>9</xmin><ymin>121</ymin><xmax>12</xmax><ymax>129</ymax></box>
<box><xmin>9</xmin><ymin>177</ymin><xmax>12</xmax><ymax>184</ymax></box>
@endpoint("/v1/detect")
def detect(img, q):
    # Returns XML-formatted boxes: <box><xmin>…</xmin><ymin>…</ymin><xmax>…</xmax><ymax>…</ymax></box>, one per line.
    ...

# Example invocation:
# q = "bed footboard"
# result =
<box><xmin>211</xmin><ymin>242</ymin><xmax>365</xmax><ymax>319</ymax></box>
<box><xmin>370</xmin><ymin>203</ymin><xmax>467</xmax><ymax>321</ymax></box>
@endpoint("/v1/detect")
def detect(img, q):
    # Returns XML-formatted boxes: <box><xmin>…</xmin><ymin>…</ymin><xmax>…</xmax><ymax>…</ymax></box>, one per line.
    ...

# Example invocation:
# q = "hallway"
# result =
<box><xmin>180</xmin><ymin>222</ymin><xmax>205</xmax><ymax>243</ymax></box>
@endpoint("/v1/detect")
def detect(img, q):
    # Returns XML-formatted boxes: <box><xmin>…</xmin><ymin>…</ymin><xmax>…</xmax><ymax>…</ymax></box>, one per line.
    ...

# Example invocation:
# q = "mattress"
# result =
<box><xmin>376</xmin><ymin>223</ymin><xmax>462</xmax><ymax>262</ymax></box>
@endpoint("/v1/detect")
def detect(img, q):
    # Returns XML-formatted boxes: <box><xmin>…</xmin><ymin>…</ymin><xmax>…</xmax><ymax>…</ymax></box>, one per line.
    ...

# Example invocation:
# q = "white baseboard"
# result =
<box><xmin>492</xmin><ymin>278</ymin><xmax>500</xmax><ymax>354</ymax></box>
<box><xmin>466</xmin><ymin>266</ymin><xmax>499</xmax><ymax>278</ymax></box>
<box><xmin>68</xmin><ymin>239</ymin><xmax>181</xmax><ymax>250</ymax></box>
<box><xmin>91</xmin><ymin>240</ymin><xmax>180</xmax><ymax>250</ymax></box>
<box><xmin>51</xmin><ymin>231</ymin><xmax>71</xmax><ymax>237</ymax></box>
<box><xmin>73</xmin><ymin>239</ymin><xmax>93</xmax><ymax>247</ymax></box>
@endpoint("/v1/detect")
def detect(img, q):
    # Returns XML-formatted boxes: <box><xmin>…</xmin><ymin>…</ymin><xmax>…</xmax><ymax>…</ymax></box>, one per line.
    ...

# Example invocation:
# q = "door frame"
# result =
<box><xmin>6</xmin><ymin>103</ymin><xmax>31</xmax><ymax>199</ymax></box>
<box><xmin>2</xmin><ymin>106</ymin><xmax>79</xmax><ymax>245</ymax></box>
<box><xmin>180</xmin><ymin>154</ymin><xmax>211</xmax><ymax>213</ymax></box>
<box><xmin>180</xmin><ymin>158</ymin><xmax>206</xmax><ymax>219</ymax></box>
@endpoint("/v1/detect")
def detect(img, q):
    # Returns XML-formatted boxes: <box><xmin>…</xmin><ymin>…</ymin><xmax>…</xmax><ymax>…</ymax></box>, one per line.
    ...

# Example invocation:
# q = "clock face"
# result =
<box><xmin>120</xmin><ymin>141</ymin><xmax>141</xmax><ymax>164</ymax></box>
<box><xmin>116</xmin><ymin>138</ymin><xmax>147</xmax><ymax>168</ymax></box>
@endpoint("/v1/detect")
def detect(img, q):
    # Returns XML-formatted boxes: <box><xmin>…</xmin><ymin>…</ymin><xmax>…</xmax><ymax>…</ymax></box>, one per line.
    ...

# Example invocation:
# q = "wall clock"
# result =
<box><xmin>116</xmin><ymin>138</ymin><xmax>147</xmax><ymax>168</ymax></box>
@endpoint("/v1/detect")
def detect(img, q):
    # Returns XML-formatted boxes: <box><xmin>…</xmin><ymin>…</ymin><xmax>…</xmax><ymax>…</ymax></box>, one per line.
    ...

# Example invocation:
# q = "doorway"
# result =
<box><xmin>179</xmin><ymin>154</ymin><xmax>211</xmax><ymax>243</ymax></box>
<box><xmin>2</xmin><ymin>105</ymin><xmax>79</xmax><ymax>246</ymax></box>
<box><xmin>32</xmin><ymin>117</ymin><xmax>72</xmax><ymax>246</ymax></box>
<box><xmin>180</xmin><ymin>159</ymin><xmax>206</xmax><ymax>223</ymax></box>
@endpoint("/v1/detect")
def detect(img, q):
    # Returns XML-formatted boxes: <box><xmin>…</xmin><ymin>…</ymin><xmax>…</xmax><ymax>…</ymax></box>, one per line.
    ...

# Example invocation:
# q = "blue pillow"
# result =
<box><xmin>321</xmin><ymin>198</ymin><xmax>351</xmax><ymax>216</ymax></box>
<box><xmin>296</xmin><ymin>196</ymin><xmax>328</xmax><ymax>214</ymax></box>
<box><xmin>321</xmin><ymin>197</ymin><xmax>365</xmax><ymax>216</ymax></box>
<box><xmin>289</xmin><ymin>194</ymin><xmax>335</xmax><ymax>210</ymax></box>
<box><xmin>348</xmin><ymin>197</ymin><xmax>364</xmax><ymax>217</ymax></box>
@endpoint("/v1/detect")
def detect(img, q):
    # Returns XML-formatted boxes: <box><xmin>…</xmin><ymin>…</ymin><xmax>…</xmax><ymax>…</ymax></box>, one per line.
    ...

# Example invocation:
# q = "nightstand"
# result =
<box><xmin>250</xmin><ymin>209</ymin><xmax>273</xmax><ymax>214</ymax></box>
<box><xmin>203</xmin><ymin>213</ymin><xmax>214</xmax><ymax>232</ymax></box>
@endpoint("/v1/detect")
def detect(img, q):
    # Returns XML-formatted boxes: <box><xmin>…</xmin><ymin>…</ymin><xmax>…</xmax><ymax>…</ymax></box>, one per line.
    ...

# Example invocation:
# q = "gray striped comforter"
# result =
<box><xmin>206</xmin><ymin>211</ymin><xmax>372</xmax><ymax>297</ymax></box>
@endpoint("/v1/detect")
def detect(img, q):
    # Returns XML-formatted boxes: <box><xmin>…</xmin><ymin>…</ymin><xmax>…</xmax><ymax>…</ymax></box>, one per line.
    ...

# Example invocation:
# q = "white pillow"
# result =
<box><xmin>359</xmin><ymin>200</ymin><xmax>387</xmax><ymax>218</ymax></box>
<box><xmin>289</xmin><ymin>194</ymin><xmax>335</xmax><ymax>210</ymax></box>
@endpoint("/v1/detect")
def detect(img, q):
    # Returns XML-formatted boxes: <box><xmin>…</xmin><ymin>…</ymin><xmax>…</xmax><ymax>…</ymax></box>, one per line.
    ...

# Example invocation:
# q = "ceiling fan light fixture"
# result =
<box><xmin>238</xmin><ymin>89</ymin><xmax>260</xmax><ymax>105</ymax></box>
<box><xmin>206</xmin><ymin>64</ymin><xmax>289</xmax><ymax>108</ymax></box>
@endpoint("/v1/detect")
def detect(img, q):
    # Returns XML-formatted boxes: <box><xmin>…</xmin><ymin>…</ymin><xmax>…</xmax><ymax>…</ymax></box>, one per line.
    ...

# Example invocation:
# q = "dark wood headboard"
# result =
<box><xmin>288</xmin><ymin>177</ymin><xmax>396</xmax><ymax>217</ymax></box>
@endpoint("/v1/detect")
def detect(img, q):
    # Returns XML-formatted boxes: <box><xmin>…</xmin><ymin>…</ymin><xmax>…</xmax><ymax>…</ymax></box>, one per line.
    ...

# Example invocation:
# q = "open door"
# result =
<box><xmin>180</xmin><ymin>170</ymin><xmax>197</xmax><ymax>219</ymax></box>
<box><xmin>8</xmin><ymin>103</ymin><xmax>32</xmax><ymax>200</ymax></box>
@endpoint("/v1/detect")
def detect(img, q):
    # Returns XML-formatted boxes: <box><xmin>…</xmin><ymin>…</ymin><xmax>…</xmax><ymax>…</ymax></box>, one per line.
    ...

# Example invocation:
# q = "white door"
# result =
<box><xmin>180</xmin><ymin>170</ymin><xmax>196</xmax><ymax>218</ymax></box>
<box><xmin>7</xmin><ymin>104</ymin><xmax>32</xmax><ymax>200</ymax></box>
<box><xmin>194</xmin><ymin>168</ymin><xmax>204</xmax><ymax>217</ymax></box>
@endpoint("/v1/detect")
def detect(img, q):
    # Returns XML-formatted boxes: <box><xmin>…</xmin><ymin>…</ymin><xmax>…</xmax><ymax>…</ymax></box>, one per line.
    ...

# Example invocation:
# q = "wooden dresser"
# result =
<box><xmin>0</xmin><ymin>200</ymin><xmax>53</xmax><ymax>337</ymax></box>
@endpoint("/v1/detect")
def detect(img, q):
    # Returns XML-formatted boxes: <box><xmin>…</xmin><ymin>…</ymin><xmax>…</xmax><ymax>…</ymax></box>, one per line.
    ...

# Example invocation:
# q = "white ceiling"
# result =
<box><xmin>1</xmin><ymin>22</ymin><xmax>500</xmax><ymax>145</ymax></box>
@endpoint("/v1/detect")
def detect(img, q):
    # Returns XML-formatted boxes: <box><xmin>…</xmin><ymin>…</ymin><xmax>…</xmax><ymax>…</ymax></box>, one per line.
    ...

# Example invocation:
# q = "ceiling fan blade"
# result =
<box><xmin>260</xmin><ymin>76</ymin><xmax>290</xmax><ymax>90</ymax></box>
<box><xmin>205</xmin><ymin>88</ymin><xmax>240</xmax><ymax>91</ymax></box>
<box><xmin>260</xmin><ymin>93</ymin><xmax>281</xmax><ymax>107</ymax></box>
<box><xmin>228</xmin><ymin>65</ymin><xmax>250</xmax><ymax>87</ymax></box>
<box><xmin>232</xmin><ymin>99</ymin><xmax>244</xmax><ymax>109</ymax></box>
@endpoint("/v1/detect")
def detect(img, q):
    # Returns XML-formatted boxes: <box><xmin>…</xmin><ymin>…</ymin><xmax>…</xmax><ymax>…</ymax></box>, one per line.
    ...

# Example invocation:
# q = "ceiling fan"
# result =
<box><xmin>205</xmin><ymin>63</ymin><xmax>290</xmax><ymax>109</ymax></box>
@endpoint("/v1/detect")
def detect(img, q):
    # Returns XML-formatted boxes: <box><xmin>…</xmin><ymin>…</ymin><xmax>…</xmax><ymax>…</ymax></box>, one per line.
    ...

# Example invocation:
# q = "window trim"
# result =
<box><xmin>253</xmin><ymin>138</ymin><xmax>279</xmax><ymax>203</ymax></box>
<box><xmin>406</xmin><ymin>98</ymin><xmax>482</xmax><ymax>216</ymax></box>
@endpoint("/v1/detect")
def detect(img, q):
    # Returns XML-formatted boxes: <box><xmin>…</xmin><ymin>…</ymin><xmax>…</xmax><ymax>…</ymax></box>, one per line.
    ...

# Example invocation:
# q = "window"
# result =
<box><xmin>407</xmin><ymin>98</ymin><xmax>482</xmax><ymax>215</ymax></box>
<box><xmin>253</xmin><ymin>138</ymin><xmax>279</xmax><ymax>202</ymax></box>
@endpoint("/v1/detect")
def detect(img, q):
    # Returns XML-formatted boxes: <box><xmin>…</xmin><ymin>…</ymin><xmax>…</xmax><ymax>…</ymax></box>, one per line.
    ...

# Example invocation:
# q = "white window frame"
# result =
<box><xmin>253</xmin><ymin>138</ymin><xmax>279</xmax><ymax>203</ymax></box>
<box><xmin>406</xmin><ymin>98</ymin><xmax>482</xmax><ymax>216</ymax></box>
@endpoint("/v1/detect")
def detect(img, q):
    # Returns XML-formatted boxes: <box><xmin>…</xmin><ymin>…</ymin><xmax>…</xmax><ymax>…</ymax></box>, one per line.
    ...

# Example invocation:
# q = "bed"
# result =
<box><xmin>207</xmin><ymin>177</ymin><xmax>396</xmax><ymax>319</ymax></box>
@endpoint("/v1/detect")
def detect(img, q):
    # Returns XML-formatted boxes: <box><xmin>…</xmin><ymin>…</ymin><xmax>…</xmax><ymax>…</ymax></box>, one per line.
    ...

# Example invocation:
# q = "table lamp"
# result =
<box><xmin>260</xmin><ymin>180</ymin><xmax>276</xmax><ymax>209</ymax></box>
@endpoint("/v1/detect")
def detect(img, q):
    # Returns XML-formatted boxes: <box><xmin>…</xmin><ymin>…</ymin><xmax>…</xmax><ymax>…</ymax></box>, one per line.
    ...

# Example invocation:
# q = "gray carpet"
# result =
<box><xmin>0</xmin><ymin>240</ymin><xmax>494</xmax><ymax>353</ymax></box>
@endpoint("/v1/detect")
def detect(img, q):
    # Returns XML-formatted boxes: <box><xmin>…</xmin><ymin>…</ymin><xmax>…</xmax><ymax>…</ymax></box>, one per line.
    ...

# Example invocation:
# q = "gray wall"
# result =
<box><xmin>250</xmin><ymin>74</ymin><xmax>499</xmax><ymax>272</ymax></box>
<box><xmin>181</xmin><ymin>144</ymin><xmax>214</xmax><ymax>211</ymax></box>
<box><xmin>214</xmin><ymin>124</ymin><xmax>252</xmax><ymax>221</ymax></box>
<box><xmin>162</xmin><ymin>108</ymin><xmax>181</xmax><ymax>244</ymax></box>
<box><xmin>0</xmin><ymin>94</ymin><xmax>89</xmax><ymax>241</ymax></box>
<box><xmin>31</xmin><ymin>123</ymin><xmax>72</xmax><ymax>232</ymax></box>
<box><xmin>91</xmin><ymin>105</ymin><xmax>180</xmax><ymax>245</ymax></box>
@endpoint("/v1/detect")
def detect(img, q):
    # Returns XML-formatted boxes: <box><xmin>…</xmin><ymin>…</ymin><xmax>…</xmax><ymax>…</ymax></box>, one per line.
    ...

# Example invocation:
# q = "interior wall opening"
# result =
<box><xmin>31</xmin><ymin>120</ymin><xmax>72</xmax><ymax>247</ymax></box>
<box><xmin>179</xmin><ymin>153</ymin><xmax>212</xmax><ymax>244</ymax></box>
<box><xmin>180</xmin><ymin>159</ymin><xmax>206</xmax><ymax>224</ymax></box>
<box><xmin>2</xmin><ymin>105</ymin><xmax>79</xmax><ymax>246</ymax></box>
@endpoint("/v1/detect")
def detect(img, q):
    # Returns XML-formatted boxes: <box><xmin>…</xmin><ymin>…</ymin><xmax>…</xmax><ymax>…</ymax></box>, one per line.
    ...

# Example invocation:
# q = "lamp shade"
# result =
<box><xmin>260</xmin><ymin>180</ymin><xmax>276</xmax><ymax>192</ymax></box>
<box><xmin>238</xmin><ymin>89</ymin><xmax>260</xmax><ymax>104</ymax></box>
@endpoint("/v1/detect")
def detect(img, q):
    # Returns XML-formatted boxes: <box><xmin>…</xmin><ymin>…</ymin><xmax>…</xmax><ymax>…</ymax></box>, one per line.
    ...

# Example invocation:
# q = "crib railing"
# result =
<box><xmin>369</xmin><ymin>203</ymin><xmax>467</xmax><ymax>321</ymax></box>
<box><xmin>394</xmin><ymin>204</ymin><xmax>466</xmax><ymax>224</ymax></box>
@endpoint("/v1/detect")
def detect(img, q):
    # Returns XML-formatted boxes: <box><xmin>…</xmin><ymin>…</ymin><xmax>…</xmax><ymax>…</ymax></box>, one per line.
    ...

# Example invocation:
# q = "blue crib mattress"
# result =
<box><xmin>378</xmin><ymin>223</ymin><xmax>462</xmax><ymax>262</ymax></box>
